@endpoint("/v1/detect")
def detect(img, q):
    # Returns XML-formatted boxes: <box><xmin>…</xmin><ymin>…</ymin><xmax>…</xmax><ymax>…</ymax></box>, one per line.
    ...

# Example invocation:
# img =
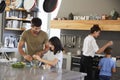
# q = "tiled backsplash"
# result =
<box><xmin>60</xmin><ymin>29</ymin><xmax>120</xmax><ymax>56</ymax></box>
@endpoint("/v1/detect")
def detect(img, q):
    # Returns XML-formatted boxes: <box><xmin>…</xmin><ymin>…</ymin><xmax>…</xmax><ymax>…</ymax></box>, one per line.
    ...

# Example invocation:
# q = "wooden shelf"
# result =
<box><xmin>50</xmin><ymin>20</ymin><xmax>120</xmax><ymax>31</ymax></box>
<box><xmin>5</xmin><ymin>27</ymin><xmax>25</xmax><ymax>31</ymax></box>
<box><xmin>11</xmin><ymin>8</ymin><xmax>26</xmax><ymax>11</ymax></box>
<box><xmin>6</xmin><ymin>8</ymin><xmax>26</xmax><ymax>11</ymax></box>
<box><xmin>6</xmin><ymin>17</ymin><xmax>31</xmax><ymax>21</ymax></box>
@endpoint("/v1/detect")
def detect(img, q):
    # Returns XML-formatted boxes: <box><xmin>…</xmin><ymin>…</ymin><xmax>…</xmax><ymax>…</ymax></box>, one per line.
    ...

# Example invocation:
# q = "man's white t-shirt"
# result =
<box><xmin>82</xmin><ymin>35</ymin><xmax>99</xmax><ymax>57</ymax></box>
<box><xmin>43</xmin><ymin>50</ymin><xmax>63</xmax><ymax>69</ymax></box>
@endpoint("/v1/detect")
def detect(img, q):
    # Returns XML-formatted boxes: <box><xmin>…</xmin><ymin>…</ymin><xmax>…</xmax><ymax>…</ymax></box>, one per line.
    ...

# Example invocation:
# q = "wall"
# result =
<box><xmin>56</xmin><ymin>0</ymin><xmax>120</xmax><ymax>56</ymax></box>
<box><xmin>61</xmin><ymin>30</ymin><xmax>120</xmax><ymax>57</ymax></box>
<box><xmin>57</xmin><ymin>0</ymin><xmax>120</xmax><ymax>18</ymax></box>
<box><xmin>0</xmin><ymin>0</ymin><xmax>3</xmax><ymax>44</ymax></box>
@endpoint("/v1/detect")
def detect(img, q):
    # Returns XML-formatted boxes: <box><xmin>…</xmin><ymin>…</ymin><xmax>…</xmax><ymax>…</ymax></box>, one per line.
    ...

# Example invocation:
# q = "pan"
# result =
<box><xmin>24</xmin><ymin>0</ymin><xmax>35</xmax><ymax>11</ymax></box>
<box><xmin>43</xmin><ymin>0</ymin><xmax>58</xmax><ymax>12</ymax></box>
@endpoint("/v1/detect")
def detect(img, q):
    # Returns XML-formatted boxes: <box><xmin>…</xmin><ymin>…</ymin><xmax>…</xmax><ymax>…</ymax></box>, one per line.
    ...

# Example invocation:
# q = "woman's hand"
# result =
<box><xmin>107</xmin><ymin>41</ymin><xmax>113</xmax><ymax>46</ymax></box>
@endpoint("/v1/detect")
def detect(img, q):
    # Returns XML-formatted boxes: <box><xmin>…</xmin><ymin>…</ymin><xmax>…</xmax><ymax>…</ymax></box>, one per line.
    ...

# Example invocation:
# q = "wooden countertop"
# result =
<box><xmin>50</xmin><ymin>20</ymin><xmax>120</xmax><ymax>31</ymax></box>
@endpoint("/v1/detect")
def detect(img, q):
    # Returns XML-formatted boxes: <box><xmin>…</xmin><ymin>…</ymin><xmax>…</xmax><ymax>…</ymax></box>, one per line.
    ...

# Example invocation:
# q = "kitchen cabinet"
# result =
<box><xmin>5</xmin><ymin>8</ymin><xmax>32</xmax><ymax>31</ymax></box>
<box><xmin>50</xmin><ymin>20</ymin><xmax>120</xmax><ymax>31</ymax></box>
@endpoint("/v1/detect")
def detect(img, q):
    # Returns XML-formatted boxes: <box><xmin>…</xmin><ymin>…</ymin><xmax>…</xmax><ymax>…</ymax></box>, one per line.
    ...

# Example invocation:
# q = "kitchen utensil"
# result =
<box><xmin>30</xmin><ymin>60</ymin><xmax>40</xmax><ymax>68</ymax></box>
<box><xmin>12</xmin><ymin>62</ymin><xmax>25</xmax><ymax>68</ymax></box>
<box><xmin>43</xmin><ymin>0</ymin><xmax>58</xmax><ymax>12</ymax></box>
<box><xmin>24</xmin><ymin>0</ymin><xmax>35</xmax><ymax>11</ymax></box>
<box><xmin>0</xmin><ymin>0</ymin><xmax>6</xmax><ymax>13</ymax></box>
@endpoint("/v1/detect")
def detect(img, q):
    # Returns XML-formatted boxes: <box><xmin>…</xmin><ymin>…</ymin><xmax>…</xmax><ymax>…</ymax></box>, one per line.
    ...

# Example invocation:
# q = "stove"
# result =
<box><xmin>92</xmin><ymin>55</ymin><xmax>104</xmax><ymax>80</ymax></box>
<box><xmin>71</xmin><ymin>55</ymin><xmax>81</xmax><ymax>71</ymax></box>
<box><xmin>71</xmin><ymin>54</ymin><xmax>104</xmax><ymax>79</ymax></box>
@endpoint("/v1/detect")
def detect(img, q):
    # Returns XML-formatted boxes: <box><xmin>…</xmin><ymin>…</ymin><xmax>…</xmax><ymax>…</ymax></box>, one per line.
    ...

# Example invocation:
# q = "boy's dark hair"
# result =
<box><xmin>31</xmin><ymin>17</ymin><xmax>42</xmax><ymax>27</ymax></box>
<box><xmin>104</xmin><ymin>47</ymin><xmax>112</xmax><ymax>55</ymax></box>
<box><xmin>90</xmin><ymin>24</ymin><xmax>101</xmax><ymax>33</ymax></box>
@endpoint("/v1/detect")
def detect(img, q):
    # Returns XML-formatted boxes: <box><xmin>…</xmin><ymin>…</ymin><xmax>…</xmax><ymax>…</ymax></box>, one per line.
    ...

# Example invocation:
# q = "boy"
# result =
<box><xmin>98</xmin><ymin>47</ymin><xmax>116</xmax><ymax>80</ymax></box>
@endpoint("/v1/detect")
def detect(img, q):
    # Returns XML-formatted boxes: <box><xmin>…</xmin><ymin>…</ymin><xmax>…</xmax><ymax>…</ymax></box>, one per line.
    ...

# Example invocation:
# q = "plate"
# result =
<box><xmin>24</xmin><ymin>0</ymin><xmax>35</xmax><ymax>11</ymax></box>
<box><xmin>15</xmin><ymin>0</ymin><xmax>23</xmax><ymax>8</ymax></box>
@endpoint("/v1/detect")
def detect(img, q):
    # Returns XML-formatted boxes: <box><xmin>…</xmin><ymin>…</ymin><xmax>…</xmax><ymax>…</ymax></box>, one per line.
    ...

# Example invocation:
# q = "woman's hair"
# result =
<box><xmin>49</xmin><ymin>36</ymin><xmax>64</xmax><ymax>54</ymax></box>
<box><xmin>90</xmin><ymin>24</ymin><xmax>101</xmax><ymax>33</ymax></box>
<box><xmin>31</xmin><ymin>17</ymin><xmax>42</xmax><ymax>27</ymax></box>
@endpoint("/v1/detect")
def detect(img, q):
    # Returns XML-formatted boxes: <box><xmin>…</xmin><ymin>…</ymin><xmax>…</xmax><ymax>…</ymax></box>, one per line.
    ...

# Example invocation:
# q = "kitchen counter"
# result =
<box><xmin>0</xmin><ymin>64</ymin><xmax>87</xmax><ymax>80</ymax></box>
<box><xmin>0</xmin><ymin>48</ymin><xmax>18</xmax><ymax>53</ymax></box>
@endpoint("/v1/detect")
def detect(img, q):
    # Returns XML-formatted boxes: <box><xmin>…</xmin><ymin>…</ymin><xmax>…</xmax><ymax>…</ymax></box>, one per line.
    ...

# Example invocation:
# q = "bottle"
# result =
<box><xmin>68</xmin><ymin>13</ymin><xmax>73</xmax><ymax>20</ymax></box>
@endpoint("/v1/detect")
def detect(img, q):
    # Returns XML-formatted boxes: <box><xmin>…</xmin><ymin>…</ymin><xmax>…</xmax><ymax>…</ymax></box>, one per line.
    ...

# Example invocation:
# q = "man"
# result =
<box><xmin>80</xmin><ymin>24</ymin><xmax>113</xmax><ymax>80</ymax></box>
<box><xmin>18</xmin><ymin>17</ymin><xmax>49</xmax><ymax>61</ymax></box>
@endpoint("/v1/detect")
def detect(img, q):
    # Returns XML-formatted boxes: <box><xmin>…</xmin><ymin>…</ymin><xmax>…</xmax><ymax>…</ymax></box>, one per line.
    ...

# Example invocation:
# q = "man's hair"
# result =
<box><xmin>90</xmin><ymin>24</ymin><xmax>101</xmax><ymax>33</ymax></box>
<box><xmin>104</xmin><ymin>47</ymin><xmax>112</xmax><ymax>55</ymax></box>
<box><xmin>31</xmin><ymin>17</ymin><xmax>42</xmax><ymax>27</ymax></box>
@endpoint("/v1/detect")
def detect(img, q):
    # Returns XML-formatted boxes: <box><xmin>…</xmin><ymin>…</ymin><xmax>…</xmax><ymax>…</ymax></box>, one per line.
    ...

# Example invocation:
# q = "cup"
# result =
<box><xmin>31</xmin><ymin>60</ymin><xmax>40</xmax><ymax>68</ymax></box>
<box><xmin>77</xmin><ymin>50</ymin><xmax>81</xmax><ymax>55</ymax></box>
<box><xmin>67</xmin><ymin>52</ymin><xmax>71</xmax><ymax>55</ymax></box>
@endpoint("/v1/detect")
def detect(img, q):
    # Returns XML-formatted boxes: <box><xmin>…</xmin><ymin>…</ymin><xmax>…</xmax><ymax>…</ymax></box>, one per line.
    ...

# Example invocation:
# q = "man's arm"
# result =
<box><xmin>36</xmin><ymin>42</ymin><xmax>50</xmax><ymax>57</ymax></box>
<box><xmin>18</xmin><ymin>40</ymin><xmax>26</xmax><ymax>57</ymax></box>
<box><xmin>18</xmin><ymin>40</ymin><xmax>32</xmax><ymax>61</ymax></box>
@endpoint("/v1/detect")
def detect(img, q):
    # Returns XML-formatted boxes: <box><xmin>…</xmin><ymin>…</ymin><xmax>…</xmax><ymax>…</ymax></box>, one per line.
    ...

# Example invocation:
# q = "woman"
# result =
<box><xmin>33</xmin><ymin>36</ymin><xmax>64</xmax><ymax>69</ymax></box>
<box><xmin>80</xmin><ymin>24</ymin><xmax>113</xmax><ymax>80</ymax></box>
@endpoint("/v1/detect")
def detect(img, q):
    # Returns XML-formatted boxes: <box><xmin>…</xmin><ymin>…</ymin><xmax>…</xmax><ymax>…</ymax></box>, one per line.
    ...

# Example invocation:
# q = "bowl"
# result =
<box><xmin>12</xmin><ymin>62</ymin><xmax>25</xmax><ymax>68</ymax></box>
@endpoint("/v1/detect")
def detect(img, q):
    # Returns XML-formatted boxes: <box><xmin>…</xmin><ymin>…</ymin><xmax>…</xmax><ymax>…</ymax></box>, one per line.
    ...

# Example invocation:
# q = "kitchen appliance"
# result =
<box><xmin>92</xmin><ymin>55</ymin><xmax>103</xmax><ymax>80</ymax></box>
<box><xmin>71</xmin><ymin>55</ymin><xmax>81</xmax><ymax>71</ymax></box>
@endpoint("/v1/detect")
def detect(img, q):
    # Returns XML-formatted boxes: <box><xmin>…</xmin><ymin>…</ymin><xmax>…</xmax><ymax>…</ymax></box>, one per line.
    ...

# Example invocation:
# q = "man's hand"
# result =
<box><xmin>23</xmin><ymin>55</ymin><xmax>33</xmax><ymax>61</ymax></box>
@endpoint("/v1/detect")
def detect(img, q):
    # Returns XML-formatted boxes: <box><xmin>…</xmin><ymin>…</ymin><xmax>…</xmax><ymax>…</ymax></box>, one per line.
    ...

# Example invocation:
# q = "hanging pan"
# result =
<box><xmin>43</xmin><ymin>0</ymin><xmax>58</xmax><ymax>13</ymax></box>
